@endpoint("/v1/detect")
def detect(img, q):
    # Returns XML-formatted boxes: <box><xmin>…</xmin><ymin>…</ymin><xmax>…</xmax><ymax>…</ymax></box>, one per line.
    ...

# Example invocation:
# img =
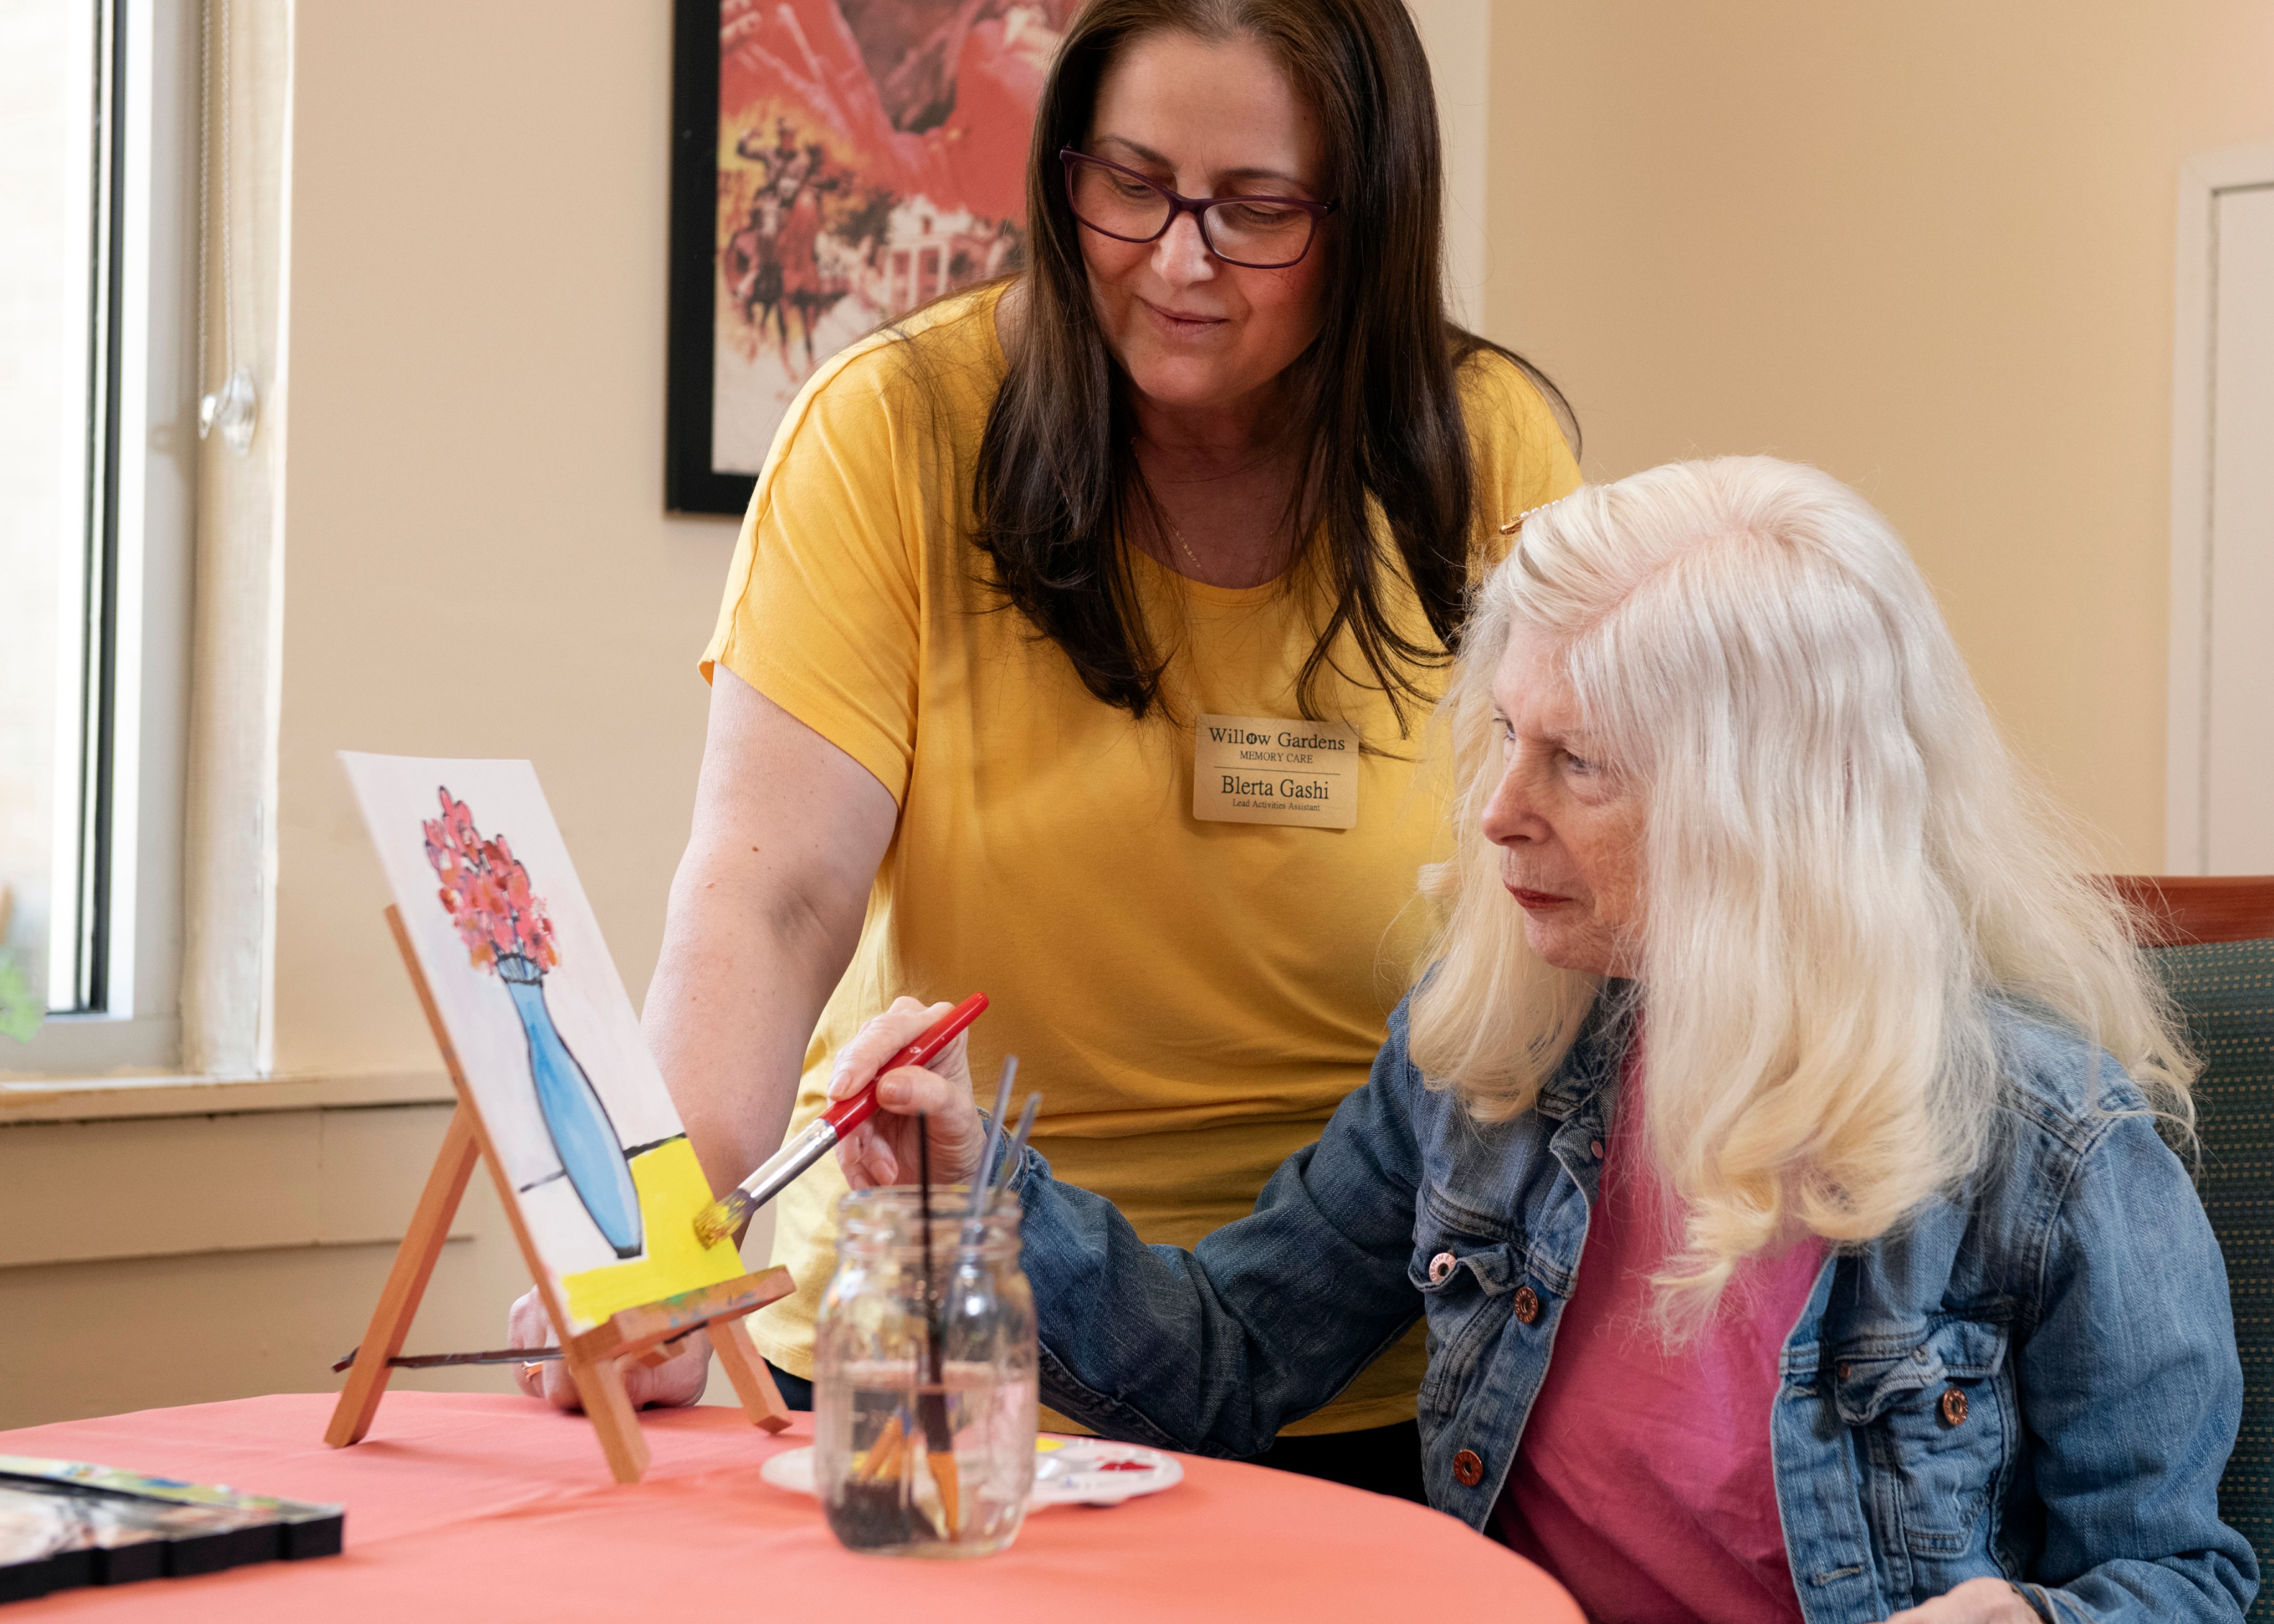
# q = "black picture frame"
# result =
<box><xmin>665</xmin><ymin>0</ymin><xmax>751</xmax><ymax>517</ymax></box>
<box><xmin>667</xmin><ymin>0</ymin><xmax>1052</xmax><ymax>515</ymax></box>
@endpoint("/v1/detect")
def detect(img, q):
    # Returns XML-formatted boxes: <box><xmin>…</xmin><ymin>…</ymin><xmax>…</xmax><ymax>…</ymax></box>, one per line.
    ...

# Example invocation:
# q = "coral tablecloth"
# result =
<box><xmin>0</xmin><ymin>1392</ymin><xmax>1581</xmax><ymax>1621</ymax></box>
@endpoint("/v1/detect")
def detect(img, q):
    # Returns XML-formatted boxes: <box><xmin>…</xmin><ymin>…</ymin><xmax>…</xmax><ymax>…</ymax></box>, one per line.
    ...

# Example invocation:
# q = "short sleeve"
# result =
<box><xmin>701</xmin><ymin>347</ymin><xmax>924</xmax><ymax>807</ymax></box>
<box><xmin>1458</xmin><ymin>350</ymin><xmax>1583</xmax><ymax>555</ymax></box>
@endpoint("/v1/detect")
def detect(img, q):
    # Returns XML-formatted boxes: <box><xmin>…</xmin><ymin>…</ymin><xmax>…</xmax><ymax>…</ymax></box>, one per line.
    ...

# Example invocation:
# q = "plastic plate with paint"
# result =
<box><xmin>760</xmin><ymin>1436</ymin><xmax>1183</xmax><ymax>1509</ymax></box>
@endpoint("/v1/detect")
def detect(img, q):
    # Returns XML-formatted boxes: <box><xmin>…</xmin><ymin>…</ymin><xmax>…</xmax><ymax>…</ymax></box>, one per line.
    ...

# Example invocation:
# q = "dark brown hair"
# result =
<box><xmin>972</xmin><ymin>0</ymin><xmax>1573</xmax><ymax>731</ymax></box>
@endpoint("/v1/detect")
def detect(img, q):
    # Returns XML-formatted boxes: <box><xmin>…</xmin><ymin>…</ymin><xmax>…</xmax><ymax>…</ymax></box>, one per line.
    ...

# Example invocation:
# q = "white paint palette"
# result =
<box><xmin>760</xmin><ymin>1436</ymin><xmax>1183</xmax><ymax>1509</ymax></box>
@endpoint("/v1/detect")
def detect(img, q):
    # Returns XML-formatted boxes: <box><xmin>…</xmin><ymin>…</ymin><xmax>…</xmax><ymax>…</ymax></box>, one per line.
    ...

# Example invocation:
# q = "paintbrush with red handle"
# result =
<box><xmin>691</xmin><ymin>993</ymin><xmax>990</xmax><ymax>1247</ymax></box>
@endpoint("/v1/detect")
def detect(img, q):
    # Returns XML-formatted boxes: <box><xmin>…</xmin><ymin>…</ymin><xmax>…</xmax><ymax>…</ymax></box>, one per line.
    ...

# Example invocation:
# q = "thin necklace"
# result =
<box><xmin>1159</xmin><ymin>509</ymin><xmax>1206</xmax><ymax>576</ymax></box>
<box><xmin>1130</xmin><ymin>437</ymin><xmax>1211</xmax><ymax>576</ymax></box>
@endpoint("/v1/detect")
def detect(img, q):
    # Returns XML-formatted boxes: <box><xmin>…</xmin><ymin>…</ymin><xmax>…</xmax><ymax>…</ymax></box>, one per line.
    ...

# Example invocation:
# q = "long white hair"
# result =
<box><xmin>1407</xmin><ymin>456</ymin><xmax>2193</xmax><ymax>1324</ymax></box>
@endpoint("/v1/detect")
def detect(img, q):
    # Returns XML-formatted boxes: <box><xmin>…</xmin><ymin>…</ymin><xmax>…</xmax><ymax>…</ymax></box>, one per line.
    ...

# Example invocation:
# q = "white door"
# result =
<box><xmin>2170</xmin><ymin>145</ymin><xmax>2274</xmax><ymax>874</ymax></box>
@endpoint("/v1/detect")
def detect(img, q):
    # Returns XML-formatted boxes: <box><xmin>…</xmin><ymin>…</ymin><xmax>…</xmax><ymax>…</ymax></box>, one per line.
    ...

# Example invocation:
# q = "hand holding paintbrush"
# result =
<box><xmin>829</xmin><ymin>995</ymin><xmax>1001</xmax><ymax>1193</ymax></box>
<box><xmin>692</xmin><ymin>994</ymin><xmax>987</xmax><ymax>1248</ymax></box>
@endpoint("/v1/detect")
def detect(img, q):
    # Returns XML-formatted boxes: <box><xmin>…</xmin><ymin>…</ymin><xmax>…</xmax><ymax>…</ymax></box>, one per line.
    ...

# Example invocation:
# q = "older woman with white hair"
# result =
<box><xmin>831</xmin><ymin>457</ymin><xmax>2255</xmax><ymax>1624</ymax></box>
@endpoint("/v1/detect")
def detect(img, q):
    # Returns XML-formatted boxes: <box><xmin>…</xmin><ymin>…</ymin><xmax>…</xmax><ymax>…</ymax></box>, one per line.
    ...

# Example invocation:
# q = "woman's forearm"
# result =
<box><xmin>1012</xmin><ymin>1045</ymin><xmax>1430</xmax><ymax>1456</ymax></box>
<box><xmin>645</xmin><ymin>669</ymin><xmax>897</xmax><ymax>1198</ymax></box>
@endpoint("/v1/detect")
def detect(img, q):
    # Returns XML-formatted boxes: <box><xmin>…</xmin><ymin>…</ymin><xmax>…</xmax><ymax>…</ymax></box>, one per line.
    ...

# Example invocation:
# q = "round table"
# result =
<box><xmin>0</xmin><ymin>1392</ymin><xmax>1581</xmax><ymax>1621</ymax></box>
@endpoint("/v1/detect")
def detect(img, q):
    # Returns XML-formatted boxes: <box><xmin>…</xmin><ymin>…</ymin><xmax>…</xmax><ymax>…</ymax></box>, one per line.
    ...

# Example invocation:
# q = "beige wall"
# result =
<box><xmin>1485</xmin><ymin>0</ymin><xmax>2274</xmax><ymax>871</ymax></box>
<box><xmin>272</xmin><ymin>0</ymin><xmax>734</xmax><ymax>1078</ymax></box>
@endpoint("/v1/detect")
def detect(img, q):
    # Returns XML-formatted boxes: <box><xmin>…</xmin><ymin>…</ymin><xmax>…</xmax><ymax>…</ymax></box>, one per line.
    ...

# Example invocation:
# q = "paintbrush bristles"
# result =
<box><xmin>691</xmin><ymin>1189</ymin><xmax>750</xmax><ymax>1248</ymax></box>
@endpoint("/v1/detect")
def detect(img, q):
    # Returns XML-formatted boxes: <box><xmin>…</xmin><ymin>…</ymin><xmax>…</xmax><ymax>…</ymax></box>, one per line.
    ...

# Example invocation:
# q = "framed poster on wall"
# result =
<box><xmin>666</xmin><ymin>0</ymin><xmax>1070</xmax><ymax>515</ymax></box>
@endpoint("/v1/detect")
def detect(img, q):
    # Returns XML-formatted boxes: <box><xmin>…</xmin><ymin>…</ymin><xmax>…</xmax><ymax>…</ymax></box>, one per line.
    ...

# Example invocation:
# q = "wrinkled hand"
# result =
<box><xmin>1881</xmin><ymin>1578</ymin><xmax>2041</xmax><ymax>1624</ymax></box>
<box><xmin>830</xmin><ymin>996</ymin><xmax>987</xmax><ymax>1192</ymax></box>
<box><xmin>506</xmin><ymin>1287</ymin><xmax>710</xmax><ymax>1410</ymax></box>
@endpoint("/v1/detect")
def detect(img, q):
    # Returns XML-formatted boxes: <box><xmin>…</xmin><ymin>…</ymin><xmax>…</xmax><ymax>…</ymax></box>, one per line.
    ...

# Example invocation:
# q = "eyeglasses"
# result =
<box><xmin>1059</xmin><ymin>149</ymin><xmax>1336</xmax><ymax>271</ymax></box>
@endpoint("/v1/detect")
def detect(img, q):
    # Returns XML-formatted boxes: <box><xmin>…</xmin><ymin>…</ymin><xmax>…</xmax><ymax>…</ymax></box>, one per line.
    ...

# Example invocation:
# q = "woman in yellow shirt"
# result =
<box><xmin>513</xmin><ymin>0</ymin><xmax>1578</xmax><ymax>1498</ymax></box>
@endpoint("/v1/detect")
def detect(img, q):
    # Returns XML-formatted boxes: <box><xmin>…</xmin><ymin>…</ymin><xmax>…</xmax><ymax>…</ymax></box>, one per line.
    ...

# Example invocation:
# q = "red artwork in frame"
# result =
<box><xmin>669</xmin><ymin>0</ymin><xmax>1075</xmax><ymax>513</ymax></box>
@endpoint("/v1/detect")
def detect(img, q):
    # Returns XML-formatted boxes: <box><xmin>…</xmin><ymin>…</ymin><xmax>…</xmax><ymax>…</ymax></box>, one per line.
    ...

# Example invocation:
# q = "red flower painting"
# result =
<box><xmin>423</xmin><ymin>788</ymin><xmax>559</xmax><ymax>973</ymax></box>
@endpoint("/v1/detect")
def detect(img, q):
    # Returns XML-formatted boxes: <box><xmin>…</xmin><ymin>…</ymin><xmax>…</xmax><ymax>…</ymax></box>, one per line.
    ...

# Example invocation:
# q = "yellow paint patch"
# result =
<box><xmin>560</xmin><ymin>1139</ymin><xmax>746</xmax><ymax>1327</ymax></box>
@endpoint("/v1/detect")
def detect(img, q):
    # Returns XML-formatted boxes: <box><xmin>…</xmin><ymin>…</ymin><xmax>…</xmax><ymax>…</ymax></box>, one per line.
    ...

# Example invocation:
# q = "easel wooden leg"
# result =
<box><xmin>347</xmin><ymin>904</ymin><xmax>800</xmax><ymax>1483</ymax></box>
<box><xmin>326</xmin><ymin>1105</ymin><xmax>482</xmax><ymax>1448</ymax></box>
<box><xmin>565</xmin><ymin>1351</ymin><xmax>651</xmax><ymax>1484</ymax></box>
<box><xmin>711</xmin><ymin>1315</ymin><xmax>793</xmax><ymax>1432</ymax></box>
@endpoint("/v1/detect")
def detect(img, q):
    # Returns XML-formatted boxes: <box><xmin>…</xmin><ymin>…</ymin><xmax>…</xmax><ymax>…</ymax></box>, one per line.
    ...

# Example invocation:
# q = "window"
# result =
<box><xmin>0</xmin><ymin>0</ymin><xmax>195</xmax><ymax>1073</ymax></box>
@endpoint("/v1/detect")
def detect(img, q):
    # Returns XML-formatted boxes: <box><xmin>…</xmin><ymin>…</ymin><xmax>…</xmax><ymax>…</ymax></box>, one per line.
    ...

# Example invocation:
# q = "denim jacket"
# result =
<box><xmin>1003</xmin><ymin>994</ymin><xmax>2256</xmax><ymax>1624</ymax></box>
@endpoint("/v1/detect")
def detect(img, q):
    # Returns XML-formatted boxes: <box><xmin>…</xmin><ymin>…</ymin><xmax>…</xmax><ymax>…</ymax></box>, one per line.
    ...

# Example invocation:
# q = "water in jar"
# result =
<box><xmin>814</xmin><ymin>1190</ymin><xmax>1037</xmax><ymax>1557</ymax></box>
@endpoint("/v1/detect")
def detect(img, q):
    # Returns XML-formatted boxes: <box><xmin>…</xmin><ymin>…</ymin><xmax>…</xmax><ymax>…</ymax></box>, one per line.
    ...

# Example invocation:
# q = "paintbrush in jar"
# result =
<box><xmin>989</xmin><ymin>1092</ymin><xmax>1041</xmax><ymax>1210</ymax></box>
<box><xmin>962</xmin><ymin>1057</ymin><xmax>1018</xmax><ymax>1240</ymax></box>
<box><xmin>915</xmin><ymin>1115</ymin><xmax>961</xmax><ymax>1532</ymax></box>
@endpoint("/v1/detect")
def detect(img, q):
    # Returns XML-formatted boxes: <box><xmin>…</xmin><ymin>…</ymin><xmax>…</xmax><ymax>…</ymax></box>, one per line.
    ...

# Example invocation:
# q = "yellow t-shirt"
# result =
<box><xmin>702</xmin><ymin>284</ymin><xmax>1579</xmax><ymax>1433</ymax></box>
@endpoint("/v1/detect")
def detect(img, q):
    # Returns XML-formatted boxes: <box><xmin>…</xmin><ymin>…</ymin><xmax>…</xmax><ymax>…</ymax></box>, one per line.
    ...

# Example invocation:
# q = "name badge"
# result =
<box><xmin>1192</xmin><ymin>713</ymin><xmax>1359</xmax><ymax>829</ymax></box>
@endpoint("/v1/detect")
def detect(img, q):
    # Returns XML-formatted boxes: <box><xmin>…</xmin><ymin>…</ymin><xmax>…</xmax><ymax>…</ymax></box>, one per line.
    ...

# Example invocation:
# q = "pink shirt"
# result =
<box><xmin>1493</xmin><ymin>1054</ymin><xmax>1825</xmax><ymax>1624</ymax></box>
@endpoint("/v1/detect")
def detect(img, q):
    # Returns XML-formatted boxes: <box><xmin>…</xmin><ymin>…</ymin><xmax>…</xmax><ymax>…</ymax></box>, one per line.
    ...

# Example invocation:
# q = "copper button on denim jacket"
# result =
<box><xmin>1007</xmin><ymin>993</ymin><xmax>2258</xmax><ymax>1624</ymax></box>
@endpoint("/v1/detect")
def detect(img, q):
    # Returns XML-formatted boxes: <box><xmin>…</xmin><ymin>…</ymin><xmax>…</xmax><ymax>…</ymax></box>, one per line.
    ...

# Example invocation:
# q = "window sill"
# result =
<box><xmin>0</xmin><ymin>1067</ymin><xmax>455</xmax><ymax>1125</ymax></box>
<box><xmin>0</xmin><ymin>1014</ymin><xmax>183</xmax><ymax>1077</ymax></box>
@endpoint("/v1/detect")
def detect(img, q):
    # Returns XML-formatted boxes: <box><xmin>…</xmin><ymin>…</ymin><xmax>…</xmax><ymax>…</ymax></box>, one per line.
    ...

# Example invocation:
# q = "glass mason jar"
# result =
<box><xmin>813</xmin><ymin>1187</ymin><xmax>1037</xmax><ymax>1557</ymax></box>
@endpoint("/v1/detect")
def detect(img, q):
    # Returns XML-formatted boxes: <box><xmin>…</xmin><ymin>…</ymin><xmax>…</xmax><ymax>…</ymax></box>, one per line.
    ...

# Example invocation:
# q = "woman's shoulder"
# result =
<box><xmin>1985</xmin><ymin>998</ymin><xmax>2156</xmax><ymax>1136</ymax></box>
<box><xmin>1451</xmin><ymin>339</ymin><xmax>1582</xmax><ymax>526</ymax></box>
<box><xmin>1965</xmin><ymin>996</ymin><xmax>2200</xmax><ymax>1245</ymax></box>
<box><xmin>740</xmin><ymin>284</ymin><xmax>1009</xmax><ymax>519</ymax></box>
<box><xmin>778</xmin><ymin>283</ymin><xmax>1010</xmax><ymax>436</ymax></box>
<box><xmin>1452</xmin><ymin>342</ymin><xmax>1559</xmax><ymax>427</ymax></box>
<box><xmin>1959</xmin><ymin>1002</ymin><xmax>2222</xmax><ymax>1333</ymax></box>
<box><xmin>1845</xmin><ymin>1004</ymin><xmax>2187</xmax><ymax>1319</ymax></box>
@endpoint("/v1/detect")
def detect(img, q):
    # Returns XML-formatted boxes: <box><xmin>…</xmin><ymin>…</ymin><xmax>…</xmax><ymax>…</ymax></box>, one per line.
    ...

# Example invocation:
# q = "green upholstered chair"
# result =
<box><xmin>2121</xmin><ymin>875</ymin><xmax>2274</xmax><ymax>1619</ymax></box>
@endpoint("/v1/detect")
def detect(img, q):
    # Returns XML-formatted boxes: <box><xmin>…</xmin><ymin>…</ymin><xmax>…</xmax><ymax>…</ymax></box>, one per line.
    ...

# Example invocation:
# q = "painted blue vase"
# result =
<box><xmin>497</xmin><ymin>953</ymin><xmax>643</xmax><ymax>1259</ymax></box>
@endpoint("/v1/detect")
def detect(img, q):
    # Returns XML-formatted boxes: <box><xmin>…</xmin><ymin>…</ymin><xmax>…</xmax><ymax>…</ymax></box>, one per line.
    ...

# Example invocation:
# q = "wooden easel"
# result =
<box><xmin>326</xmin><ymin>906</ymin><xmax>796</xmax><ymax>1483</ymax></box>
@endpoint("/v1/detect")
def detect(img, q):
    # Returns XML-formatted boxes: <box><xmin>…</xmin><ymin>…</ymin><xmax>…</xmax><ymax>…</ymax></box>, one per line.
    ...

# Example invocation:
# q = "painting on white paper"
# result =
<box><xmin>342</xmin><ymin>753</ymin><xmax>743</xmax><ymax>1333</ymax></box>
